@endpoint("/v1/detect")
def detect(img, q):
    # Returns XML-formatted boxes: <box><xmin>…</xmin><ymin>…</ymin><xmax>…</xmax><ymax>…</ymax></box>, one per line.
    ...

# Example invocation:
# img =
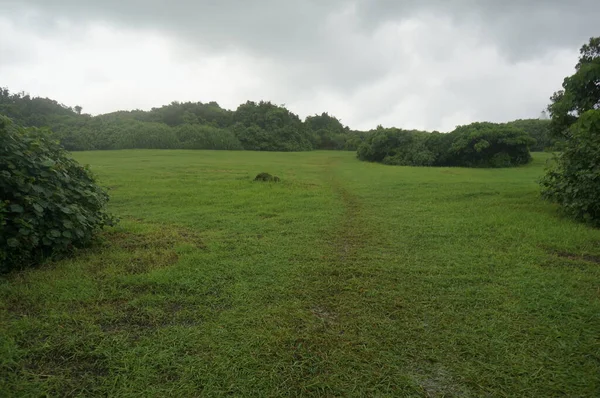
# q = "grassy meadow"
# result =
<box><xmin>1</xmin><ymin>150</ymin><xmax>599</xmax><ymax>397</ymax></box>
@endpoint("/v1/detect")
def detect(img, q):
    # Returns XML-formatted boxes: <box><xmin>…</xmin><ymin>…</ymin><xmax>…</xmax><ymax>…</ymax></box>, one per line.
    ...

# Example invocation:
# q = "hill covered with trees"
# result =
<box><xmin>1</xmin><ymin>87</ymin><xmax>551</xmax><ymax>165</ymax></box>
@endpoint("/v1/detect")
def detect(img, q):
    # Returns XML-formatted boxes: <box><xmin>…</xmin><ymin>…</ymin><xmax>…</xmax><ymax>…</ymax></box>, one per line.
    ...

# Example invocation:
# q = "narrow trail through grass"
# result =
<box><xmin>274</xmin><ymin>158</ymin><xmax>435</xmax><ymax>395</ymax></box>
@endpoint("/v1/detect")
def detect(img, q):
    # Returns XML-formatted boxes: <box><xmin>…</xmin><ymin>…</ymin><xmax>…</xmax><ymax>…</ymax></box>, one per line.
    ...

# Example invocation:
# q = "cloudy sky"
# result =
<box><xmin>1</xmin><ymin>1</ymin><xmax>598</xmax><ymax>131</ymax></box>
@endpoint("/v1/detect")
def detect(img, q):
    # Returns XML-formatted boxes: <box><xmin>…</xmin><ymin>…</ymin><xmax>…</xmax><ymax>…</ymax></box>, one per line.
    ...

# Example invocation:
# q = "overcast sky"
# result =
<box><xmin>1</xmin><ymin>1</ymin><xmax>598</xmax><ymax>131</ymax></box>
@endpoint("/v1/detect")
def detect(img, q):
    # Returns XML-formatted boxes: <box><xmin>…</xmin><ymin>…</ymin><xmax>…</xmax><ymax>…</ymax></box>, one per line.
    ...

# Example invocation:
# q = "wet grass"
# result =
<box><xmin>1</xmin><ymin>150</ymin><xmax>599</xmax><ymax>396</ymax></box>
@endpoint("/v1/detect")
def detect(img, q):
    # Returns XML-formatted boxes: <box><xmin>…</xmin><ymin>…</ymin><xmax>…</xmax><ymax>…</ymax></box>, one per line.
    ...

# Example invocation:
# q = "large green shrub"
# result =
<box><xmin>506</xmin><ymin>119</ymin><xmax>555</xmax><ymax>152</ymax></box>
<box><xmin>232</xmin><ymin>101</ymin><xmax>313</xmax><ymax>151</ymax></box>
<box><xmin>540</xmin><ymin>110</ymin><xmax>600</xmax><ymax>226</ymax></box>
<box><xmin>542</xmin><ymin>37</ymin><xmax>600</xmax><ymax>226</ymax></box>
<box><xmin>305</xmin><ymin>113</ymin><xmax>349</xmax><ymax>150</ymax></box>
<box><xmin>447</xmin><ymin>122</ymin><xmax>535</xmax><ymax>167</ymax></box>
<box><xmin>0</xmin><ymin>117</ymin><xmax>116</xmax><ymax>272</ymax></box>
<box><xmin>175</xmin><ymin>124</ymin><xmax>243</xmax><ymax>150</ymax></box>
<box><xmin>357</xmin><ymin>123</ymin><xmax>534</xmax><ymax>168</ymax></box>
<box><xmin>357</xmin><ymin>128</ymin><xmax>436</xmax><ymax>166</ymax></box>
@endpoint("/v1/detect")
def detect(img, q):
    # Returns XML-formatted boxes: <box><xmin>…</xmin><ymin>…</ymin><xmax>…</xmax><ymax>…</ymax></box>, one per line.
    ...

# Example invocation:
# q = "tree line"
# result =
<box><xmin>0</xmin><ymin>91</ymin><xmax>365</xmax><ymax>152</ymax></box>
<box><xmin>356</xmin><ymin>123</ymin><xmax>535</xmax><ymax>168</ymax></box>
<box><xmin>1</xmin><ymin>87</ymin><xmax>553</xmax><ymax>157</ymax></box>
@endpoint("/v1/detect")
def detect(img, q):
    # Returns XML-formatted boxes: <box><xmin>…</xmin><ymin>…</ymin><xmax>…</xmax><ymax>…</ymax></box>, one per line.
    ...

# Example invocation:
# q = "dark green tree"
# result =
<box><xmin>305</xmin><ymin>112</ymin><xmax>348</xmax><ymax>150</ymax></box>
<box><xmin>447</xmin><ymin>122</ymin><xmax>535</xmax><ymax>167</ymax></box>
<box><xmin>506</xmin><ymin>119</ymin><xmax>554</xmax><ymax>151</ymax></box>
<box><xmin>357</xmin><ymin>127</ymin><xmax>437</xmax><ymax>166</ymax></box>
<box><xmin>547</xmin><ymin>37</ymin><xmax>600</xmax><ymax>139</ymax></box>
<box><xmin>541</xmin><ymin>37</ymin><xmax>600</xmax><ymax>226</ymax></box>
<box><xmin>232</xmin><ymin>101</ymin><xmax>312</xmax><ymax>151</ymax></box>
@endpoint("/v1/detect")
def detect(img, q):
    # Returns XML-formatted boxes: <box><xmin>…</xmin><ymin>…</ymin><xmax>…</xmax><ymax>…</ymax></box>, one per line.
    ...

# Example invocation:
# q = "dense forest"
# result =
<box><xmin>1</xmin><ymin>87</ymin><xmax>553</xmax><ymax>163</ymax></box>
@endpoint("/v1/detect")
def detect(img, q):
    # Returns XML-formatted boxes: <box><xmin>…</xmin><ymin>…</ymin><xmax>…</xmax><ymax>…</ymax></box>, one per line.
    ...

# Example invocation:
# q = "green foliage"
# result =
<box><xmin>506</xmin><ymin>119</ymin><xmax>555</xmax><ymax>151</ymax></box>
<box><xmin>447</xmin><ymin>122</ymin><xmax>535</xmax><ymax>167</ymax></box>
<box><xmin>115</xmin><ymin>121</ymin><xmax>178</xmax><ymax>149</ymax></box>
<box><xmin>342</xmin><ymin>130</ymin><xmax>368</xmax><ymax>151</ymax></box>
<box><xmin>175</xmin><ymin>124</ymin><xmax>243</xmax><ymax>150</ymax></box>
<box><xmin>0</xmin><ymin>86</ymin><xmax>555</xmax><ymax>157</ymax></box>
<box><xmin>48</xmin><ymin>117</ymin><xmax>243</xmax><ymax>152</ymax></box>
<box><xmin>233</xmin><ymin>101</ymin><xmax>313</xmax><ymax>151</ymax></box>
<box><xmin>305</xmin><ymin>113</ymin><xmax>349</xmax><ymax>150</ymax></box>
<box><xmin>541</xmin><ymin>110</ymin><xmax>600</xmax><ymax>226</ymax></box>
<box><xmin>548</xmin><ymin>37</ymin><xmax>600</xmax><ymax>138</ymax></box>
<box><xmin>0</xmin><ymin>88</ymin><xmax>79</xmax><ymax>127</ymax></box>
<box><xmin>137</xmin><ymin>100</ymin><xmax>233</xmax><ymax>128</ymax></box>
<box><xmin>357</xmin><ymin>123</ymin><xmax>534</xmax><ymax>168</ymax></box>
<box><xmin>543</xmin><ymin>37</ymin><xmax>600</xmax><ymax>226</ymax></box>
<box><xmin>357</xmin><ymin>128</ymin><xmax>436</xmax><ymax>166</ymax></box>
<box><xmin>0</xmin><ymin>117</ymin><xmax>116</xmax><ymax>272</ymax></box>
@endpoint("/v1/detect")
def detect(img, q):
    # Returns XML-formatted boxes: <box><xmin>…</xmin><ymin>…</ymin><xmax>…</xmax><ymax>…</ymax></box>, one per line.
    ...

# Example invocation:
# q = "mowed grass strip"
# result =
<box><xmin>1</xmin><ymin>150</ymin><xmax>599</xmax><ymax>397</ymax></box>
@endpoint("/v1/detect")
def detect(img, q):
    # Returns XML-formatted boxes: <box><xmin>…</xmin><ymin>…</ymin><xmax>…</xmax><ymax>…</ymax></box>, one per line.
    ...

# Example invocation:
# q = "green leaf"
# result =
<box><xmin>33</xmin><ymin>203</ymin><xmax>44</xmax><ymax>214</ymax></box>
<box><xmin>41</xmin><ymin>159</ymin><xmax>56</xmax><ymax>167</ymax></box>
<box><xmin>50</xmin><ymin>229</ymin><xmax>61</xmax><ymax>238</ymax></box>
<box><xmin>62</xmin><ymin>230</ymin><xmax>72</xmax><ymax>238</ymax></box>
<box><xmin>10</xmin><ymin>204</ymin><xmax>24</xmax><ymax>213</ymax></box>
<box><xmin>7</xmin><ymin>238</ymin><xmax>19</xmax><ymax>247</ymax></box>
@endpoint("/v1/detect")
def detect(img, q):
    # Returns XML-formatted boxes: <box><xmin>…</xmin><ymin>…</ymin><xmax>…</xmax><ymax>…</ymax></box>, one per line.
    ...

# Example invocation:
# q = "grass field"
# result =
<box><xmin>1</xmin><ymin>150</ymin><xmax>599</xmax><ymax>397</ymax></box>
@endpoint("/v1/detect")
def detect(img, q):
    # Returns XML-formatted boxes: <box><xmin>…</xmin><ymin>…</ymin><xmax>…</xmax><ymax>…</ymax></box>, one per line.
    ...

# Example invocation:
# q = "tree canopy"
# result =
<box><xmin>2</xmin><ymin>86</ymin><xmax>545</xmax><ymax>161</ymax></box>
<box><xmin>357</xmin><ymin>123</ymin><xmax>534</xmax><ymax>168</ymax></box>
<box><xmin>506</xmin><ymin>119</ymin><xmax>555</xmax><ymax>152</ymax></box>
<box><xmin>548</xmin><ymin>37</ymin><xmax>600</xmax><ymax>139</ymax></box>
<box><xmin>232</xmin><ymin>101</ymin><xmax>313</xmax><ymax>151</ymax></box>
<box><xmin>541</xmin><ymin>37</ymin><xmax>600</xmax><ymax>226</ymax></box>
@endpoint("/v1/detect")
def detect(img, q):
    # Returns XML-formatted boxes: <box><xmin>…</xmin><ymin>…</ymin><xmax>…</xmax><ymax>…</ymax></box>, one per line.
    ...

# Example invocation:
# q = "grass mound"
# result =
<box><xmin>254</xmin><ymin>172</ymin><xmax>280</xmax><ymax>182</ymax></box>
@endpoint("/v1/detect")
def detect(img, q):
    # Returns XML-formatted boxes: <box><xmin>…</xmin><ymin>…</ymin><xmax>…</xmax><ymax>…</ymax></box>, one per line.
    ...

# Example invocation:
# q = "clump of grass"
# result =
<box><xmin>254</xmin><ymin>172</ymin><xmax>280</xmax><ymax>182</ymax></box>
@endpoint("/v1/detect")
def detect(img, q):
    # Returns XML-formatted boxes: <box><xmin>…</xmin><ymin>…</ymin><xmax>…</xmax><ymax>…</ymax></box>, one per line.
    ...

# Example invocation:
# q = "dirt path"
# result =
<box><xmin>281</xmin><ymin>160</ymin><xmax>401</xmax><ymax>392</ymax></box>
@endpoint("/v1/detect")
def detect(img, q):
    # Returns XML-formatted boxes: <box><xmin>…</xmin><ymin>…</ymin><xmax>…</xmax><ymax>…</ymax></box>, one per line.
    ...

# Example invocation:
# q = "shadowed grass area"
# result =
<box><xmin>1</xmin><ymin>150</ymin><xmax>599</xmax><ymax>396</ymax></box>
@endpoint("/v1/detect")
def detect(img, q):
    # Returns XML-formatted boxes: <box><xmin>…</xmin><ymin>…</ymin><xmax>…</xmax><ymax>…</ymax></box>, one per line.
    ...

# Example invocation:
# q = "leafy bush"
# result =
<box><xmin>343</xmin><ymin>131</ymin><xmax>368</xmax><ymax>151</ymax></box>
<box><xmin>540</xmin><ymin>110</ymin><xmax>600</xmax><ymax>226</ymax></box>
<box><xmin>305</xmin><ymin>113</ymin><xmax>349</xmax><ymax>150</ymax></box>
<box><xmin>357</xmin><ymin>123</ymin><xmax>534</xmax><ymax>168</ymax></box>
<box><xmin>175</xmin><ymin>124</ymin><xmax>243</xmax><ymax>150</ymax></box>
<box><xmin>233</xmin><ymin>101</ymin><xmax>313</xmax><ymax>151</ymax></box>
<box><xmin>506</xmin><ymin>119</ymin><xmax>555</xmax><ymax>152</ymax></box>
<box><xmin>542</xmin><ymin>37</ymin><xmax>600</xmax><ymax>226</ymax></box>
<box><xmin>115</xmin><ymin>121</ymin><xmax>178</xmax><ymax>149</ymax></box>
<box><xmin>447</xmin><ymin>122</ymin><xmax>535</xmax><ymax>167</ymax></box>
<box><xmin>0</xmin><ymin>117</ymin><xmax>117</xmax><ymax>272</ymax></box>
<box><xmin>357</xmin><ymin>128</ymin><xmax>435</xmax><ymax>165</ymax></box>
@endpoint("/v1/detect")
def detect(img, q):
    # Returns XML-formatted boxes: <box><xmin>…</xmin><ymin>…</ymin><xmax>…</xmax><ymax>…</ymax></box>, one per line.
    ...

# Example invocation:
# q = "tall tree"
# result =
<box><xmin>547</xmin><ymin>37</ymin><xmax>600</xmax><ymax>138</ymax></box>
<box><xmin>541</xmin><ymin>37</ymin><xmax>600</xmax><ymax>226</ymax></box>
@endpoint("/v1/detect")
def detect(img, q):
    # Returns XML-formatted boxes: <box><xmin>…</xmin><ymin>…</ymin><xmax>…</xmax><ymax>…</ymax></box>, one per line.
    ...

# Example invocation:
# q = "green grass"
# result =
<box><xmin>1</xmin><ymin>150</ymin><xmax>599</xmax><ymax>397</ymax></box>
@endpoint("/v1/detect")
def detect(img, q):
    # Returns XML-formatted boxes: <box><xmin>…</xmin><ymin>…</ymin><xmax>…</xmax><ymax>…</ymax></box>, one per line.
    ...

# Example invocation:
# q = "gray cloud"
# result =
<box><xmin>0</xmin><ymin>0</ymin><xmax>598</xmax><ymax>131</ymax></box>
<box><xmin>355</xmin><ymin>0</ymin><xmax>600</xmax><ymax>60</ymax></box>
